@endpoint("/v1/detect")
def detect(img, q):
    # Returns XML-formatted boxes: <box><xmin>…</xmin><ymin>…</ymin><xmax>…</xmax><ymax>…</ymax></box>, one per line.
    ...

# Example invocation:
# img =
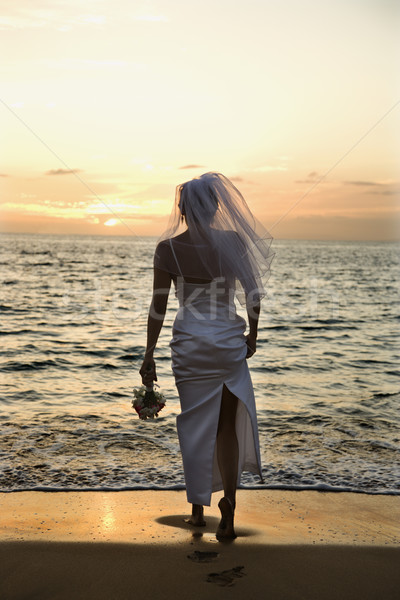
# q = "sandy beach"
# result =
<box><xmin>1</xmin><ymin>489</ymin><xmax>399</xmax><ymax>599</ymax></box>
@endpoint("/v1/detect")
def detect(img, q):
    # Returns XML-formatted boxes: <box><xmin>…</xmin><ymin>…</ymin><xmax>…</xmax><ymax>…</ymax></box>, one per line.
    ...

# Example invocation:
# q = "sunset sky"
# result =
<box><xmin>1</xmin><ymin>0</ymin><xmax>399</xmax><ymax>240</ymax></box>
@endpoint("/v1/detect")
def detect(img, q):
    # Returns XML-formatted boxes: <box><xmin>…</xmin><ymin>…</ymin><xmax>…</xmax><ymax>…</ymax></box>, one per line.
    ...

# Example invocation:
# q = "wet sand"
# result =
<box><xmin>1</xmin><ymin>489</ymin><xmax>399</xmax><ymax>599</ymax></box>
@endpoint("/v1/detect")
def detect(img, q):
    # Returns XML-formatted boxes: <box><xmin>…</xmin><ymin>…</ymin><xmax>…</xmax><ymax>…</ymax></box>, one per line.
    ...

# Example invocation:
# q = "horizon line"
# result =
<box><xmin>0</xmin><ymin>231</ymin><xmax>398</xmax><ymax>243</ymax></box>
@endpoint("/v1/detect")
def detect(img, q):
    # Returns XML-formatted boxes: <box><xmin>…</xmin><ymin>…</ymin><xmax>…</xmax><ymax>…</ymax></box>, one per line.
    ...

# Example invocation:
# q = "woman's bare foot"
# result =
<box><xmin>216</xmin><ymin>497</ymin><xmax>237</xmax><ymax>540</ymax></box>
<box><xmin>184</xmin><ymin>503</ymin><xmax>206</xmax><ymax>527</ymax></box>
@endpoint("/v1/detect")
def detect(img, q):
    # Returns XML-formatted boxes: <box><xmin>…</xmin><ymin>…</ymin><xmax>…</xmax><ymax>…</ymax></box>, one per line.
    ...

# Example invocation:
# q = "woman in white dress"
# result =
<box><xmin>140</xmin><ymin>173</ymin><xmax>273</xmax><ymax>539</ymax></box>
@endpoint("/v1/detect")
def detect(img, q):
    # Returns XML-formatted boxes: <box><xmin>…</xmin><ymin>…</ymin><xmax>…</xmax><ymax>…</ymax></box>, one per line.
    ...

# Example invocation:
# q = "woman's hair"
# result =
<box><xmin>178</xmin><ymin>177</ymin><xmax>219</xmax><ymax>224</ymax></box>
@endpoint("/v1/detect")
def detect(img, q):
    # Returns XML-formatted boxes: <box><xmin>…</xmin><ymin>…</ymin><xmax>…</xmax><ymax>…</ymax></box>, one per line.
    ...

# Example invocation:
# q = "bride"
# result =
<box><xmin>140</xmin><ymin>172</ymin><xmax>274</xmax><ymax>539</ymax></box>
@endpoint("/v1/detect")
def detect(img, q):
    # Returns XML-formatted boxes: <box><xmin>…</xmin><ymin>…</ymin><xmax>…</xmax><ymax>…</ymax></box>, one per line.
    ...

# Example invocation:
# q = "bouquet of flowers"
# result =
<box><xmin>132</xmin><ymin>384</ymin><xmax>166</xmax><ymax>420</ymax></box>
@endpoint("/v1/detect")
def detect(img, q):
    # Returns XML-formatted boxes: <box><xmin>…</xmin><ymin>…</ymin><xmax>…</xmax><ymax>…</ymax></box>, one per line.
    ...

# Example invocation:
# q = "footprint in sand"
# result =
<box><xmin>206</xmin><ymin>566</ymin><xmax>246</xmax><ymax>587</ymax></box>
<box><xmin>187</xmin><ymin>550</ymin><xmax>219</xmax><ymax>563</ymax></box>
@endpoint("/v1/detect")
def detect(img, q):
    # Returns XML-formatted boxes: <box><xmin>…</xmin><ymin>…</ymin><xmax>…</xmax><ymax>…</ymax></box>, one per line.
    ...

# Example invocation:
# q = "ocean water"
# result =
<box><xmin>0</xmin><ymin>233</ymin><xmax>399</xmax><ymax>495</ymax></box>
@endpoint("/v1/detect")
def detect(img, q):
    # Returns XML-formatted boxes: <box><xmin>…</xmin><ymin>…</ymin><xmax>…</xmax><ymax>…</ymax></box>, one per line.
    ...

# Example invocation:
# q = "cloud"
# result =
<box><xmin>342</xmin><ymin>180</ymin><xmax>399</xmax><ymax>196</ymax></box>
<box><xmin>0</xmin><ymin>15</ymin><xmax>44</xmax><ymax>30</ymax></box>
<box><xmin>131</xmin><ymin>15</ymin><xmax>168</xmax><ymax>22</ymax></box>
<box><xmin>0</xmin><ymin>173</ymin><xmax>8</xmax><ymax>177</ymax></box>
<box><xmin>343</xmin><ymin>180</ymin><xmax>381</xmax><ymax>186</ymax></box>
<box><xmin>178</xmin><ymin>164</ymin><xmax>205</xmax><ymax>170</ymax></box>
<box><xmin>228</xmin><ymin>176</ymin><xmax>255</xmax><ymax>185</ymax></box>
<box><xmin>368</xmin><ymin>189</ymin><xmax>399</xmax><ymax>196</ymax></box>
<box><xmin>45</xmin><ymin>168</ymin><xmax>83</xmax><ymax>176</ymax></box>
<box><xmin>295</xmin><ymin>172</ymin><xmax>332</xmax><ymax>184</ymax></box>
<box><xmin>0</xmin><ymin>3</ymin><xmax>107</xmax><ymax>31</ymax></box>
<box><xmin>251</xmin><ymin>165</ymin><xmax>288</xmax><ymax>173</ymax></box>
<box><xmin>40</xmin><ymin>58</ymin><xmax>140</xmax><ymax>71</ymax></box>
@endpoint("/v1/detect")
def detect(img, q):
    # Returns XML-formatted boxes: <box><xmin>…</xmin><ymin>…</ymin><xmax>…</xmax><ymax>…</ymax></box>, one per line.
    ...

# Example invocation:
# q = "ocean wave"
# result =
<box><xmin>20</xmin><ymin>249</ymin><xmax>51</xmax><ymax>255</ymax></box>
<box><xmin>1</xmin><ymin>483</ymin><xmax>398</xmax><ymax>495</ymax></box>
<box><xmin>0</xmin><ymin>359</ymin><xmax>64</xmax><ymax>372</ymax></box>
<box><xmin>0</xmin><ymin>329</ymin><xmax>35</xmax><ymax>336</ymax></box>
<box><xmin>0</xmin><ymin>305</ymin><xmax>29</xmax><ymax>313</ymax></box>
<box><xmin>23</xmin><ymin>261</ymin><xmax>55</xmax><ymax>266</ymax></box>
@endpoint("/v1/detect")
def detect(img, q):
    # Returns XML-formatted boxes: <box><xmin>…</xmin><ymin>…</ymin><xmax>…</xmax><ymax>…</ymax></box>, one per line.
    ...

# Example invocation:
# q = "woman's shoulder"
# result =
<box><xmin>155</xmin><ymin>238</ymin><xmax>170</xmax><ymax>249</ymax></box>
<box><xmin>154</xmin><ymin>239</ymin><xmax>173</xmax><ymax>271</ymax></box>
<box><xmin>171</xmin><ymin>231</ymin><xmax>191</xmax><ymax>243</ymax></box>
<box><xmin>154</xmin><ymin>239</ymin><xmax>173</xmax><ymax>261</ymax></box>
<box><xmin>158</xmin><ymin>231</ymin><xmax>189</xmax><ymax>245</ymax></box>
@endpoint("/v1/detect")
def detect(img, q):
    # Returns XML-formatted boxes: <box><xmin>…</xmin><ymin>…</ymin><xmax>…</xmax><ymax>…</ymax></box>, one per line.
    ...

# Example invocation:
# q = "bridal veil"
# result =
<box><xmin>154</xmin><ymin>172</ymin><xmax>275</xmax><ymax>307</ymax></box>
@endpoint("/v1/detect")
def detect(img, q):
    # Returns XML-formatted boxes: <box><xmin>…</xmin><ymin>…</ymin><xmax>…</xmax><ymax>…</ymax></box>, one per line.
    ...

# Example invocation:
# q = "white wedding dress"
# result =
<box><xmin>170</xmin><ymin>275</ymin><xmax>263</xmax><ymax>507</ymax></box>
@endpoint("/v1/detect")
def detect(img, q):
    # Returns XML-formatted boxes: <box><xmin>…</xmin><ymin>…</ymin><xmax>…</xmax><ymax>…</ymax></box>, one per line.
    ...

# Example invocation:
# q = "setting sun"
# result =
<box><xmin>104</xmin><ymin>218</ymin><xmax>118</xmax><ymax>227</ymax></box>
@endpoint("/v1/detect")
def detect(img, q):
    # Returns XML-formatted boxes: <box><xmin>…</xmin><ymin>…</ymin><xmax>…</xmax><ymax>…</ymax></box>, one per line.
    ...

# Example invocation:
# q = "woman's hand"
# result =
<box><xmin>245</xmin><ymin>334</ymin><xmax>257</xmax><ymax>359</ymax></box>
<box><xmin>139</xmin><ymin>357</ymin><xmax>157</xmax><ymax>387</ymax></box>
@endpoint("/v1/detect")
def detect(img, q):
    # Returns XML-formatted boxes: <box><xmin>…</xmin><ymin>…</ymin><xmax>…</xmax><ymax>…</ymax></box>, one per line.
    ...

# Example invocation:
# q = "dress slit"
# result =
<box><xmin>210</xmin><ymin>381</ymin><xmax>263</xmax><ymax>503</ymax></box>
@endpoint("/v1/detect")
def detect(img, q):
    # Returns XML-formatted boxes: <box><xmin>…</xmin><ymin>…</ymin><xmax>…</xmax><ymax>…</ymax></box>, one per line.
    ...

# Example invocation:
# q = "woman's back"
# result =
<box><xmin>156</xmin><ymin>229</ymin><xmax>239</xmax><ymax>285</ymax></box>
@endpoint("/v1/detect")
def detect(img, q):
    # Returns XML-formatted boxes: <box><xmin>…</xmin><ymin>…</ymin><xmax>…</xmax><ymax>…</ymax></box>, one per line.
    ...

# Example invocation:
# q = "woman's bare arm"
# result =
<box><xmin>247</xmin><ymin>302</ymin><xmax>260</xmax><ymax>339</ymax></box>
<box><xmin>232</xmin><ymin>232</ymin><xmax>261</xmax><ymax>358</ymax></box>
<box><xmin>139</xmin><ymin>267</ymin><xmax>172</xmax><ymax>384</ymax></box>
<box><xmin>245</xmin><ymin>300</ymin><xmax>260</xmax><ymax>358</ymax></box>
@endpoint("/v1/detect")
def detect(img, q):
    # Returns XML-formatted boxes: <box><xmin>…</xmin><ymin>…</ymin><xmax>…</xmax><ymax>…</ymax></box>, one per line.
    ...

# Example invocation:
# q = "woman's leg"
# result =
<box><xmin>216</xmin><ymin>384</ymin><xmax>239</xmax><ymax>538</ymax></box>
<box><xmin>185</xmin><ymin>503</ymin><xmax>206</xmax><ymax>526</ymax></box>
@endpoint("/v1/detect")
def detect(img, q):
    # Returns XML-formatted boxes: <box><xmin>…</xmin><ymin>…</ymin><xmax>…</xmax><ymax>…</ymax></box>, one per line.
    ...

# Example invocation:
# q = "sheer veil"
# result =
<box><xmin>154</xmin><ymin>172</ymin><xmax>275</xmax><ymax>307</ymax></box>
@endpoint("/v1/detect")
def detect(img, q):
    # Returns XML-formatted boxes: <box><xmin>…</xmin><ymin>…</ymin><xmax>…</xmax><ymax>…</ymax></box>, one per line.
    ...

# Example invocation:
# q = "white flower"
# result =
<box><xmin>132</xmin><ymin>385</ymin><xmax>166</xmax><ymax>420</ymax></box>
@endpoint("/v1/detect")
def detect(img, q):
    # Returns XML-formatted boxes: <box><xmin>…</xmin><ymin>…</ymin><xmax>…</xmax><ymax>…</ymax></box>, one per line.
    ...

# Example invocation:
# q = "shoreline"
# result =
<box><xmin>1</xmin><ymin>484</ymin><xmax>399</xmax><ymax>495</ymax></box>
<box><xmin>1</xmin><ymin>490</ymin><xmax>399</xmax><ymax>599</ymax></box>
